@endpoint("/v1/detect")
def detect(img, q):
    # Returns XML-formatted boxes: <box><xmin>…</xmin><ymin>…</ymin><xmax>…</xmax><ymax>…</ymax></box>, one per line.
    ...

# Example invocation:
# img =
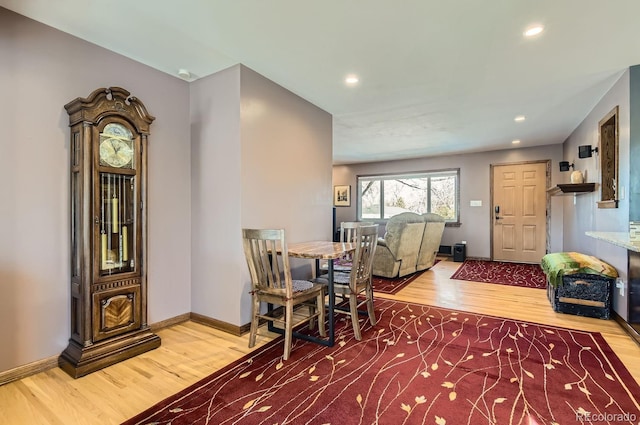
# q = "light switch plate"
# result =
<box><xmin>470</xmin><ymin>200</ymin><xmax>482</xmax><ymax>207</ymax></box>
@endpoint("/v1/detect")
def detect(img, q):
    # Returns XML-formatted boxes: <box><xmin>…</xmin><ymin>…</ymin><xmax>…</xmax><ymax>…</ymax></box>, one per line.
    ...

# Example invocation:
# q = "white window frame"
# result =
<box><xmin>356</xmin><ymin>168</ymin><xmax>460</xmax><ymax>225</ymax></box>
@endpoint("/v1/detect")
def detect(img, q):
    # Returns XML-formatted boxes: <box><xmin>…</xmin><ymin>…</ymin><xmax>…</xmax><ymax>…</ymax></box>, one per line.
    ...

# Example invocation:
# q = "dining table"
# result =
<box><xmin>270</xmin><ymin>240</ymin><xmax>355</xmax><ymax>347</ymax></box>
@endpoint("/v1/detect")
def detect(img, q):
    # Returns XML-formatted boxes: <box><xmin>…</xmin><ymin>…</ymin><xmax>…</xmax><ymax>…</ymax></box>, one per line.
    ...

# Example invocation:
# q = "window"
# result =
<box><xmin>357</xmin><ymin>169</ymin><xmax>460</xmax><ymax>223</ymax></box>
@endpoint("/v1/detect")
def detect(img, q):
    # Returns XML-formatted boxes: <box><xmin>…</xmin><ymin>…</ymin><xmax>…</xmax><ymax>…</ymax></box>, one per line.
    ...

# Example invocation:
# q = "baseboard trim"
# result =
<box><xmin>150</xmin><ymin>313</ymin><xmax>191</xmax><ymax>332</ymax></box>
<box><xmin>1</xmin><ymin>312</ymin><xmax>198</xmax><ymax>386</ymax></box>
<box><xmin>0</xmin><ymin>355</ymin><xmax>59</xmax><ymax>386</ymax></box>
<box><xmin>613</xmin><ymin>311</ymin><xmax>640</xmax><ymax>347</ymax></box>
<box><xmin>190</xmin><ymin>312</ymin><xmax>250</xmax><ymax>336</ymax></box>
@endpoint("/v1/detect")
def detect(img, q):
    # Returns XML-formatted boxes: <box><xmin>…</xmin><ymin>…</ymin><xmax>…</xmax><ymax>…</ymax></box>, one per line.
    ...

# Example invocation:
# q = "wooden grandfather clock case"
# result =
<box><xmin>59</xmin><ymin>87</ymin><xmax>160</xmax><ymax>378</ymax></box>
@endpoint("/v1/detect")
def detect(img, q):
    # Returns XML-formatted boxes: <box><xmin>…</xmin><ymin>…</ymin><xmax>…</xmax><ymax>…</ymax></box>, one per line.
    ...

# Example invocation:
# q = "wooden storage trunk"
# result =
<box><xmin>546</xmin><ymin>273</ymin><xmax>613</xmax><ymax>319</ymax></box>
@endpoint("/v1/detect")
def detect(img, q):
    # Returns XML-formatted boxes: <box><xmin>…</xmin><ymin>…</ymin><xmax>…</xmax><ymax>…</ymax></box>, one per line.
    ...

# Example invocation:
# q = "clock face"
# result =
<box><xmin>100</xmin><ymin>138</ymin><xmax>133</xmax><ymax>168</ymax></box>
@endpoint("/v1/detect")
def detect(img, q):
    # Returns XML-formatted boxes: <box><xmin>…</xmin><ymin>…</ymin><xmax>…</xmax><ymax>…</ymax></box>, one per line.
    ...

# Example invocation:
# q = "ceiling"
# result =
<box><xmin>3</xmin><ymin>1</ymin><xmax>640</xmax><ymax>164</ymax></box>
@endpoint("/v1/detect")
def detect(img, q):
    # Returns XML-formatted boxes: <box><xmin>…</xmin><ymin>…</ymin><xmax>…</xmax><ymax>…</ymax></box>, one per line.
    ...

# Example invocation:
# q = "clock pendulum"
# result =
<box><xmin>111</xmin><ymin>183</ymin><xmax>118</xmax><ymax>235</ymax></box>
<box><xmin>101</xmin><ymin>174</ymin><xmax>107</xmax><ymax>270</ymax></box>
<box><xmin>121</xmin><ymin>176</ymin><xmax>128</xmax><ymax>263</ymax></box>
<box><xmin>117</xmin><ymin>175</ymin><xmax>123</xmax><ymax>267</ymax></box>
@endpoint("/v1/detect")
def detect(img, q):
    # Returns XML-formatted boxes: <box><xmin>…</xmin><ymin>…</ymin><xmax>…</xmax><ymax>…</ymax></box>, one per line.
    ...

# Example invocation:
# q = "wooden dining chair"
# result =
<box><xmin>242</xmin><ymin>228</ymin><xmax>327</xmax><ymax>360</ymax></box>
<box><xmin>321</xmin><ymin>224</ymin><xmax>379</xmax><ymax>340</ymax></box>
<box><xmin>339</xmin><ymin>221</ymin><xmax>370</xmax><ymax>244</ymax></box>
<box><xmin>321</xmin><ymin>221</ymin><xmax>375</xmax><ymax>273</ymax></box>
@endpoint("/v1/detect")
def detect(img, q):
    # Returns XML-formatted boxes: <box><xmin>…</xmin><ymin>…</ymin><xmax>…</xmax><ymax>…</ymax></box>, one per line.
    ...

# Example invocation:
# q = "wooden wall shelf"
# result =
<box><xmin>547</xmin><ymin>183</ymin><xmax>596</xmax><ymax>196</ymax></box>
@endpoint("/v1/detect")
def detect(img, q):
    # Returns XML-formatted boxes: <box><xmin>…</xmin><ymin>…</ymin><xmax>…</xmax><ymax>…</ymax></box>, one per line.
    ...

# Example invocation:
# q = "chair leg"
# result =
<box><xmin>248</xmin><ymin>295</ymin><xmax>260</xmax><ymax>348</ymax></box>
<box><xmin>283</xmin><ymin>301</ymin><xmax>294</xmax><ymax>361</ymax></box>
<box><xmin>366</xmin><ymin>284</ymin><xmax>377</xmax><ymax>326</ymax></box>
<box><xmin>317</xmin><ymin>291</ymin><xmax>326</xmax><ymax>337</ymax></box>
<box><xmin>350</xmin><ymin>294</ymin><xmax>362</xmax><ymax>340</ymax></box>
<box><xmin>308</xmin><ymin>305</ymin><xmax>316</xmax><ymax>330</ymax></box>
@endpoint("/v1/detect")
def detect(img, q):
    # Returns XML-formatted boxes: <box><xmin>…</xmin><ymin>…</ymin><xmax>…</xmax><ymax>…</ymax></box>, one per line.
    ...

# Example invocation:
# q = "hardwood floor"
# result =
<box><xmin>1</xmin><ymin>258</ymin><xmax>638</xmax><ymax>424</ymax></box>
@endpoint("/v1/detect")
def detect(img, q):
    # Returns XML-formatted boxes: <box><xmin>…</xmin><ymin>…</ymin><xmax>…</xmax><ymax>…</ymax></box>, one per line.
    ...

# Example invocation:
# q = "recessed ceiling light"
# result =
<box><xmin>345</xmin><ymin>75</ymin><xmax>359</xmax><ymax>85</ymax></box>
<box><xmin>524</xmin><ymin>25</ymin><xmax>544</xmax><ymax>37</ymax></box>
<box><xmin>512</xmin><ymin>140</ymin><xmax>521</xmax><ymax>145</ymax></box>
<box><xmin>514</xmin><ymin>115</ymin><xmax>526</xmax><ymax>122</ymax></box>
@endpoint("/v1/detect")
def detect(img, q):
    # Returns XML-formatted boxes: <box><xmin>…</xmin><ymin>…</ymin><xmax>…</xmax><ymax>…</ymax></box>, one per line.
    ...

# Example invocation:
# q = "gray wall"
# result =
<box><xmin>561</xmin><ymin>70</ymin><xmax>630</xmax><ymax>319</ymax></box>
<box><xmin>190</xmin><ymin>65</ymin><xmax>243</xmax><ymax>325</ymax></box>
<box><xmin>0</xmin><ymin>8</ymin><xmax>192</xmax><ymax>372</ymax></box>
<box><xmin>0</xmin><ymin>7</ymin><xmax>332</xmax><ymax>374</ymax></box>
<box><xmin>334</xmin><ymin>145</ymin><xmax>565</xmax><ymax>259</ymax></box>
<box><xmin>190</xmin><ymin>65</ymin><xmax>333</xmax><ymax>325</ymax></box>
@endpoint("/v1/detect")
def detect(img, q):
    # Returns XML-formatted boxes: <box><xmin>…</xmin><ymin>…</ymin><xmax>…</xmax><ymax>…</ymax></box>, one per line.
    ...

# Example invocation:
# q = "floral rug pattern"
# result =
<box><xmin>124</xmin><ymin>299</ymin><xmax>640</xmax><ymax>425</ymax></box>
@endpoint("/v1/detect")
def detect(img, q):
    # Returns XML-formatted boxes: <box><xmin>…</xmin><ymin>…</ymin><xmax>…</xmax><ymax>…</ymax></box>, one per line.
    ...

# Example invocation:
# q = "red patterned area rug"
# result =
<box><xmin>372</xmin><ymin>271</ymin><xmax>424</xmax><ymax>294</ymax></box>
<box><xmin>451</xmin><ymin>260</ymin><xmax>547</xmax><ymax>289</ymax></box>
<box><xmin>123</xmin><ymin>299</ymin><xmax>640</xmax><ymax>425</ymax></box>
<box><xmin>372</xmin><ymin>260</ymin><xmax>439</xmax><ymax>295</ymax></box>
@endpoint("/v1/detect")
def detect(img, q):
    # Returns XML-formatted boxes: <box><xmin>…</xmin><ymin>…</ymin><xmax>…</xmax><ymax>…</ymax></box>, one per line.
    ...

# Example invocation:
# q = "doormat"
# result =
<box><xmin>451</xmin><ymin>259</ymin><xmax>547</xmax><ymax>289</ymax></box>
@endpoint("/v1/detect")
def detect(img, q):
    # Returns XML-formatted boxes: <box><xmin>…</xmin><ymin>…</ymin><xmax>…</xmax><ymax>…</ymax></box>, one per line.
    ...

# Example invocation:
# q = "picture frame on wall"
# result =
<box><xmin>334</xmin><ymin>185</ymin><xmax>351</xmax><ymax>207</ymax></box>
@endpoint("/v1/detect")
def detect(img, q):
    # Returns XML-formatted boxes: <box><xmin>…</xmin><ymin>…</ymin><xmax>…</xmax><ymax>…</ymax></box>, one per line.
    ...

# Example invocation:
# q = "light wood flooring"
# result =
<box><xmin>1</xmin><ymin>258</ymin><xmax>638</xmax><ymax>424</ymax></box>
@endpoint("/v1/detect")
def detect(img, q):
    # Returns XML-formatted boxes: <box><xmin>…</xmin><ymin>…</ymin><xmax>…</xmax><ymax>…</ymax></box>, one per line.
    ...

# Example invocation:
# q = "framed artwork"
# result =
<box><xmin>334</xmin><ymin>185</ymin><xmax>351</xmax><ymax>207</ymax></box>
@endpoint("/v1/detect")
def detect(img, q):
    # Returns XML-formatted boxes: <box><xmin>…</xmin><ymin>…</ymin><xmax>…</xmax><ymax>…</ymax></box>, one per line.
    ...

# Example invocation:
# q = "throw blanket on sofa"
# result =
<box><xmin>541</xmin><ymin>252</ymin><xmax>618</xmax><ymax>288</ymax></box>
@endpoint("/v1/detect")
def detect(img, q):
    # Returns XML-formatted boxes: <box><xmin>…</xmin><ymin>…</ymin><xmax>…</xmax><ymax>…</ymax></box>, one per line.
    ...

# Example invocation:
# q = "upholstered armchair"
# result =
<box><xmin>372</xmin><ymin>212</ymin><xmax>426</xmax><ymax>278</ymax></box>
<box><xmin>417</xmin><ymin>213</ymin><xmax>445</xmax><ymax>271</ymax></box>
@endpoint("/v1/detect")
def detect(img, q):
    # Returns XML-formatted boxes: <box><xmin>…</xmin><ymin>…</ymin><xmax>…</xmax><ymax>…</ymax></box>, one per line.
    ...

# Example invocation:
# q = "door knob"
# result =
<box><xmin>494</xmin><ymin>205</ymin><xmax>502</xmax><ymax>221</ymax></box>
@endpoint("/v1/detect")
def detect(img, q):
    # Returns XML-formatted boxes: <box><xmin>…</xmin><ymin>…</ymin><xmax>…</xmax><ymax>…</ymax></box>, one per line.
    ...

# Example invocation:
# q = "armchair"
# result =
<box><xmin>417</xmin><ymin>213</ymin><xmax>445</xmax><ymax>271</ymax></box>
<box><xmin>372</xmin><ymin>212</ymin><xmax>426</xmax><ymax>278</ymax></box>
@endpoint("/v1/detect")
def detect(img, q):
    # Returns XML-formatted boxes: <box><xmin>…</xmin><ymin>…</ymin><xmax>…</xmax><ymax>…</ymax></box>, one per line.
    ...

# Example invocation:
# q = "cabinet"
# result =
<box><xmin>59</xmin><ymin>87</ymin><xmax>160</xmax><ymax>378</ymax></box>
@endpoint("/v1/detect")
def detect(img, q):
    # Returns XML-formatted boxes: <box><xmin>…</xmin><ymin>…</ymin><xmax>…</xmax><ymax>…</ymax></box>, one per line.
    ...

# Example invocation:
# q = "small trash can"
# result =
<box><xmin>453</xmin><ymin>243</ymin><xmax>466</xmax><ymax>262</ymax></box>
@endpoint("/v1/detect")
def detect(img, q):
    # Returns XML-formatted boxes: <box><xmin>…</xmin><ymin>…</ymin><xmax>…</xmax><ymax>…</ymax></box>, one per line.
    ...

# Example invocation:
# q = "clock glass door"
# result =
<box><xmin>99</xmin><ymin>173</ymin><xmax>136</xmax><ymax>276</ymax></box>
<box><xmin>96</xmin><ymin>122</ymin><xmax>138</xmax><ymax>278</ymax></box>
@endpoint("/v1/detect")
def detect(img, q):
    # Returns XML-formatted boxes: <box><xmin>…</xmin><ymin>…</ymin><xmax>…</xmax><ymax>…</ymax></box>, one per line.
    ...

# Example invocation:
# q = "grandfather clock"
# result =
<box><xmin>59</xmin><ymin>87</ymin><xmax>160</xmax><ymax>378</ymax></box>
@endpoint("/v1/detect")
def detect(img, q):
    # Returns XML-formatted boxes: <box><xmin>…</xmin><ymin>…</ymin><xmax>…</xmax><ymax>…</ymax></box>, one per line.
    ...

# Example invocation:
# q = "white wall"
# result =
<box><xmin>0</xmin><ymin>8</ymin><xmax>192</xmax><ymax>373</ymax></box>
<box><xmin>190</xmin><ymin>65</ymin><xmax>333</xmax><ymax>326</ymax></box>
<box><xmin>561</xmin><ymin>70</ymin><xmax>630</xmax><ymax>318</ymax></box>
<box><xmin>333</xmin><ymin>145</ymin><xmax>565</xmax><ymax>259</ymax></box>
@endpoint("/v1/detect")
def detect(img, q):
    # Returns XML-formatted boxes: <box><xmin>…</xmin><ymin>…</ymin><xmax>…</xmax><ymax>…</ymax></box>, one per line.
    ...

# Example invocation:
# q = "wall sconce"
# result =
<box><xmin>578</xmin><ymin>145</ymin><xmax>598</xmax><ymax>158</ymax></box>
<box><xmin>559</xmin><ymin>161</ymin><xmax>574</xmax><ymax>172</ymax></box>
